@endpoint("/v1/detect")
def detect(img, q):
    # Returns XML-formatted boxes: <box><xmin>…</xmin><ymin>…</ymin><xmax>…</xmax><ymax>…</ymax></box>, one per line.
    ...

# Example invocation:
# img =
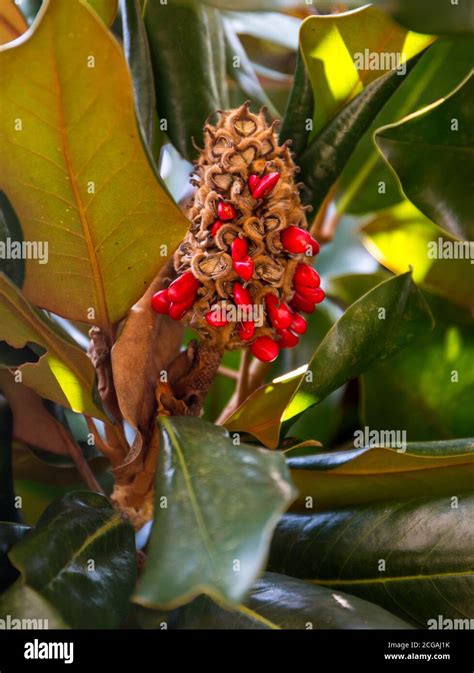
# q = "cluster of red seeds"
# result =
<box><xmin>151</xmin><ymin>170</ymin><xmax>323</xmax><ymax>362</ymax></box>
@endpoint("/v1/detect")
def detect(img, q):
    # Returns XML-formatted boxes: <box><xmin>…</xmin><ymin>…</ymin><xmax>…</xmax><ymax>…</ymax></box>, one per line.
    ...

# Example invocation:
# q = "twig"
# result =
<box><xmin>218</xmin><ymin>365</ymin><xmax>239</xmax><ymax>381</ymax></box>
<box><xmin>59</xmin><ymin>425</ymin><xmax>104</xmax><ymax>494</ymax></box>
<box><xmin>216</xmin><ymin>357</ymin><xmax>270</xmax><ymax>425</ymax></box>
<box><xmin>309</xmin><ymin>182</ymin><xmax>339</xmax><ymax>244</ymax></box>
<box><xmin>235</xmin><ymin>349</ymin><xmax>251</xmax><ymax>406</ymax></box>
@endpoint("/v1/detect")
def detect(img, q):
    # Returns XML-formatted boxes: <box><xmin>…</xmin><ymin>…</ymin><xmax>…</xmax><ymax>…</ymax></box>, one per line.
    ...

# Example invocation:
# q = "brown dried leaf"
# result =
<box><xmin>111</xmin><ymin>263</ymin><xmax>183</xmax><ymax>444</ymax></box>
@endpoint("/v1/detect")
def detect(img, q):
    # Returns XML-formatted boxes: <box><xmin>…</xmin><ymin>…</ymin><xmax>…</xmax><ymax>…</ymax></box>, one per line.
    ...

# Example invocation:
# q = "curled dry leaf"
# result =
<box><xmin>111</xmin><ymin>262</ymin><xmax>184</xmax><ymax>450</ymax></box>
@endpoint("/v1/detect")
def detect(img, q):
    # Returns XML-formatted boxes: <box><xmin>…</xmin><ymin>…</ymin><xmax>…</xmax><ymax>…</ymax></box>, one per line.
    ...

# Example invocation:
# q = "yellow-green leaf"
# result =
<box><xmin>300</xmin><ymin>5</ymin><xmax>433</xmax><ymax>138</ymax></box>
<box><xmin>0</xmin><ymin>0</ymin><xmax>189</xmax><ymax>331</ymax></box>
<box><xmin>361</xmin><ymin>201</ymin><xmax>474</xmax><ymax>311</ymax></box>
<box><xmin>87</xmin><ymin>0</ymin><xmax>118</xmax><ymax>26</ymax></box>
<box><xmin>0</xmin><ymin>273</ymin><xmax>105</xmax><ymax>419</ymax></box>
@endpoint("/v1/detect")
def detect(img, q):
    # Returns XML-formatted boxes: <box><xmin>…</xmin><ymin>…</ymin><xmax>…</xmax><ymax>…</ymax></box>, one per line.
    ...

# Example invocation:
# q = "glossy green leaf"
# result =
<box><xmin>376</xmin><ymin>74</ymin><xmax>474</xmax><ymax>240</ymax></box>
<box><xmin>144</xmin><ymin>0</ymin><xmax>227</xmax><ymax>161</ymax></box>
<box><xmin>0</xmin><ymin>191</ymin><xmax>24</xmax><ymax>287</ymax></box>
<box><xmin>337</xmin><ymin>37</ymin><xmax>474</xmax><ymax>214</ymax></box>
<box><xmin>288</xmin><ymin>439</ymin><xmax>474</xmax><ymax>511</ymax></box>
<box><xmin>0</xmin><ymin>273</ymin><xmax>105</xmax><ymax>419</ymax></box>
<box><xmin>375</xmin><ymin>0</ymin><xmax>474</xmax><ymax>35</ymax></box>
<box><xmin>120</xmin><ymin>0</ymin><xmax>156</xmax><ymax>147</ymax></box>
<box><xmin>361</xmin><ymin>202</ymin><xmax>474</xmax><ymax>311</ymax></box>
<box><xmin>268</xmin><ymin>494</ymin><xmax>474</xmax><ymax>626</ymax></box>
<box><xmin>2</xmin><ymin>492</ymin><xmax>136</xmax><ymax>628</ymax></box>
<box><xmin>223</xmin><ymin>18</ymin><xmax>278</xmax><ymax>118</ymax></box>
<box><xmin>0</xmin><ymin>584</ymin><xmax>68</xmax><ymax>627</ymax></box>
<box><xmin>0</xmin><ymin>522</ymin><xmax>29</xmax><ymax>592</ymax></box>
<box><xmin>279</xmin><ymin>47</ymin><xmax>313</xmax><ymax>158</ymax></box>
<box><xmin>225</xmin><ymin>272</ymin><xmax>433</xmax><ymax>448</ymax></box>
<box><xmin>0</xmin><ymin>400</ymin><xmax>20</xmax><ymax>523</ymax></box>
<box><xmin>299</xmin><ymin>51</ymin><xmax>423</xmax><ymax>214</ymax></box>
<box><xmin>299</xmin><ymin>5</ymin><xmax>432</xmax><ymax>139</ymax></box>
<box><xmin>134</xmin><ymin>416</ymin><xmax>296</xmax><ymax>610</ymax></box>
<box><xmin>361</xmin><ymin>292</ymin><xmax>474</xmax><ymax>441</ymax></box>
<box><xmin>173</xmin><ymin>572</ymin><xmax>412</xmax><ymax>629</ymax></box>
<box><xmin>0</xmin><ymin>0</ymin><xmax>189</xmax><ymax>330</ymax></box>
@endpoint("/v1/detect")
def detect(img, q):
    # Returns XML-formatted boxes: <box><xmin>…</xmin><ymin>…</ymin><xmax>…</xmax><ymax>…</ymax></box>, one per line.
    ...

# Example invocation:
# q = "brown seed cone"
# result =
<box><xmin>173</xmin><ymin>102</ymin><xmax>317</xmax><ymax>351</ymax></box>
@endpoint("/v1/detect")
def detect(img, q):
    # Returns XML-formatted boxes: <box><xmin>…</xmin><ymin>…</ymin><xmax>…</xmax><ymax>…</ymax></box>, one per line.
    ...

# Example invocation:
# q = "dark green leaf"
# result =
<box><xmin>299</xmin><ymin>52</ymin><xmax>423</xmax><ymax>214</ymax></box>
<box><xmin>0</xmin><ymin>584</ymin><xmax>69</xmax><ymax>627</ymax></box>
<box><xmin>134</xmin><ymin>416</ymin><xmax>296</xmax><ymax>610</ymax></box>
<box><xmin>120</xmin><ymin>0</ymin><xmax>156</xmax><ymax>147</ymax></box>
<box><xmin>375</xmin><ymin>0</ymin><xmax>474</xmax><ymax>35</ymax></box>
<box><xmin>144</xmin><ymin>0</ymin><xmax>227</xmax><ymax>160</ymax></box>
<box><xmin>2</xmin><ymin>492</ymin><xmax>136</xmax><ymax>628</ymax></box>
<box><xmin>0</xmin><ymin>398</ymin><xmax>20</xmax><ymax>523</ymax></box>
<box><xmin>173</xmin><ymin>572</ymin><xmax>413</xmax><ymax>629</ymax></box>
<box><xmin>361</xmin><ymin>292</ymin><xmax>474</xmax><ymax>441</ymax></box>
<box><xmin>337</xmin><ymin>37</ymin><xmax>474</xmax><ymax>215</ymax></box>
<box><xmin>225</xmin><ymin>272</ymin><xmax>433</xmax><ymax>448</ymax></box>
<box><xmin>0</xmin><ymin>522</ymin><xmax>29</xmax><ymax>592</ymax></box>
<box><xmin>0</xmin><ymin>191</ymin><xmax>24</xmax><ymax>287</ymax></box>
<box><xmin>268</xmin><ymin>495</ymin><xmax>474</xmax><ymax>626</ymax></box>
<box><xmin>288</xmin><ymin>438</ymin><xmax>474</xmax><ymax>511</ymax></box>
<box><xmin>376</xmin><ymin>74</ymin><xmax>474</xmax><ymax>240</ymax></box>
<box><xmin>279</xmin><ymin>47</ymin><xmax>313</xmax><ymax>157</ymax></box>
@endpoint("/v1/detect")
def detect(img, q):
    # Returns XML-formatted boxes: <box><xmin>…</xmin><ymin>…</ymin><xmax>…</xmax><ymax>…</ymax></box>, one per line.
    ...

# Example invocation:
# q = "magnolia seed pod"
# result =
<box><xmin>154</xmin><ymin>103</ymin><xmax>323</xmax><ymax>361</ymax></box>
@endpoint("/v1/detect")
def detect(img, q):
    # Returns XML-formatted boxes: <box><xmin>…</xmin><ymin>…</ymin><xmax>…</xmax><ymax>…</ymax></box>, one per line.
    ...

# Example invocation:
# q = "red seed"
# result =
<box><xmin>296</xmin><ymin>285</ymin><xmax>325</xmax><ymax>303</ymax></box>
<box><xmin>205</xmin><ymin>309</ymin><xmax>229</xmax><ymax>328</ymax></box>
<box><xmin>238</xmin><ymin>320</ymin><xmax>255</xmax><ymax>341</ymax></box>
<box><xmin>251</xmin><ymin>171</ymin><xmax>280</xmax><ymax>199</ymax></box>
<box><xmin>294</xmin><ymin>263</ymin><xmax>320</xmax><ymax>289</ymax></box>
<box><xmin>290</xmin><ymin>312</ymin><xmax>307</xmax><ymax>335</ymax></box>
<box><xmin>291</xmin><ymin>293</ymin><xmax>316</xmax><ymax>314</ymax></box>
<box><xmin>211</xmin><ymin>219</ymin><xmax>223</xmax><ymax>236</ymax></box>
<box><xmin>277</xmin><ymin>328</ymin><xmax>299</xmax><ymax>349</ymax></box>
<box><xmin>217</xmin><ymin>200</ymin><xmax>237</xmax><ymax>221</ymax></box>
<box><xmin>250</xmin><ymin>336</ymin><xmax>280</xmax><ymax>362</ymax></box>
<box><xmin>308</xmin><ymin>235</ymin><xmax>320</xmax><ymax>256</ymax></box>
<box><xmin>265</xmin><ymin>293</ymin><xmax>293</xmax><ymax>329</ymax></box>
<box><xmin>167</xmin><ymin>271</ymin><xmax>200</xmax><ymax>302</ymax></box>
<box><xmin>169</xmin><ymin>296</ymin><xmax>195</xmax><ymax>321</ymax></box>
<box><xmin>231</xmin><ymin>237</ymin><xmax>248</xmax><ymax>261</ymax></box>
<box><xmin>233</xmin><ymin>256</ymin><xmax>254</xmax><ymax>282</ymax></box>
<box><xmin>248</xmin><ymin>174</ymin><xmax>261</xmax><ymax>193</ymax></box>
<box><xmin>151</xmin><ymin>289</ymin><xmax>170</xmax><ymax>315</ymax></box>
<box><xmin>233</xmin><ymin>282</ymin><xmax>252</xmax><ymax>307</ymax></box>
<box><xmin>281</xmin><ymin>226</ymin><xmax>311</xmax><ymax>254</ymax></box>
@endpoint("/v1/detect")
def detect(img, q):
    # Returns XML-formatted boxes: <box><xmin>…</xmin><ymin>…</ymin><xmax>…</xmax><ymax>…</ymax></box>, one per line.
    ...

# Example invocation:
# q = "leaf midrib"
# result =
<box><xmin>39</xmin><ymin>513</ymin><xmax>122</xmax><ymax>592</ymax></box>
<box><xmin>310</xmin><ymin>569</ymin><xmax>474</xmax><ymax>586</ymax></box>
<box><xmin>49</xmin><ymin>17</ymin><xmax>111</xmax><ymax>334</ymax></box>
<box><xmin>162</xmin><ymin>418</ymin><xmax>222</xmax><ymax>584</ymax></box>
